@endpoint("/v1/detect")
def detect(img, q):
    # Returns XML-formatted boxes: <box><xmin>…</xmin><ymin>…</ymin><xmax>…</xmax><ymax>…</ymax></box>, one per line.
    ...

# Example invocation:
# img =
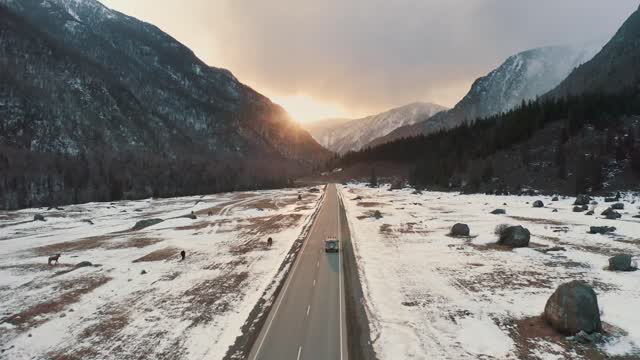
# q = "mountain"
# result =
<box><xmin>369</xmin><ymin>44</ymin><xmax>600</xmax><ymax>147</ymax></box>
<box><xmin>304</xmin><ymin>102</ymin><xmax>447</xmax><ymax>154</ymax></box>
<box><xmin>0</xmin><ymin>1</ymin><xmax>328</xmax><ymax>209</ymax></box>
<box><xmin>548</xmin><ymin>5</ymin><xmax>640</xmax><ymax>97</ymax></box>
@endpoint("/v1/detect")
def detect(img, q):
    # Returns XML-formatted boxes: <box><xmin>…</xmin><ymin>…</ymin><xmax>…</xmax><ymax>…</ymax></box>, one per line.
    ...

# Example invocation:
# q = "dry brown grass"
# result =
<box><xmin>507</xmin><ymin>216</ymin><xmax>573</xmax><ymax>226</ymax></box>
<box><xmin>132</xmin><ymin>247</ymin><xmax>180</xmax><ymax>263</ymax></box>
<box><xmin>31</xmin><ymin>235</ymin><xmax>119</xmax><ymax>256</ymax></box>
<box><xmin>455</xmin><ymin>269</ymin><xmax>553</xmax><ymax>292</ymax></box>
<box><xmin>357</xmin><ymin>202</ymin><xmax>387</xmax><ymax>208</ymax></box>
<box><xmin>182</xmin><ymin>272</ymin><xmax>249</xmax><ymax>325</ymax></box>
<box><xmin>4</xmin><ymin>275</ymin><xmax>111</xmax><ymax>329</ymax></box>
<box><xmin>507</xmin><ymin>316</ymin><xmax>633</xmax><ymax>360</ymax></box>
<box><xmin>105</xmin><ymin>237</ymin><xmax>163</xmax><ymax>250</ymax></box>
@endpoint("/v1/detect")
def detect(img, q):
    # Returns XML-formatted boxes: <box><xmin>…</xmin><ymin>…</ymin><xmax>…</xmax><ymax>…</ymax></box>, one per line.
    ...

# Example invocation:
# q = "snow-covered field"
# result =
<box><xmin>0</xmin><ymin>188</ymin><xmax>323</xmax><ymax>359</ymax></box>
<box><xmin>339</xmin><ymin>184</ymin><xmax>640</xmax><ymax>359</ymax></box>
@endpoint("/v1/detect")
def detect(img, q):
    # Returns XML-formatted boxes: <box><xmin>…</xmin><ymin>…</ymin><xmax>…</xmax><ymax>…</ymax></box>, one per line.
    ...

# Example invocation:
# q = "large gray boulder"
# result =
<box><xmin>498</xmin><ymin>225</ymin><xmax>530</xmax><ymax>248</ymax></box>
<box><xmin>132</xmin><ymin>218</ymin><xmax>164</xmax><ymax>230</ymax></box>
<box><xmin>601</xmin><ymin>208</ymin><xmax>622</xmax><ymax>219</ymax></box>
<box><xmin>573</xmin><ymin>206</ymin><xmax>587</xmax><ymax>213</ymax></box>
<box><xmin>34</xmin><ymin>214</ymin><xmax>46</xmax><ymax>221</ymax></box>
<box><xmin>490</xmin><ymin>209</ymin><xmax>506</xmax><ymax>215</ymax></box>
<box><xmin>533</xmin><ymin>200</ymin><xmax>544</xmax><ymax>208</ymax></box>
<box><xmin>589</xmin><ymin>226</ymin><xmax>616</xmax><ymax>235</ymax></box>
<box><xmin>544</xmin><ymin>281</ymin><xmax>602</xmax><ymax>335</ymax></box>
<box><xmin>450</xmin><ymin>223</ymin><xmax>470</xmax><ymax>237</ymax></box>
<box><xmin>608</xmin><ymin>254</ymin><xmax>635</xmax><ymax>271</ymax></box>
<box><xmin>574</xmin><ymin>195</ymin><xmax>591</xmax><ymax>206</ymax></box>
<box><xmin>611</xmin><ymin>203</ymin><xmax>624</xmax><ymax>210</ymax></box>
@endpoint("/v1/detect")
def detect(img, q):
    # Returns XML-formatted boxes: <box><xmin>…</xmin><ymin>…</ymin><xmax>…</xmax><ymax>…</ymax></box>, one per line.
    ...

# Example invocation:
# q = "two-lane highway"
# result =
<box><xmin>250</xmin><ymin>184</ymin><xmax>348</xmax><ymax>360</ymax></box>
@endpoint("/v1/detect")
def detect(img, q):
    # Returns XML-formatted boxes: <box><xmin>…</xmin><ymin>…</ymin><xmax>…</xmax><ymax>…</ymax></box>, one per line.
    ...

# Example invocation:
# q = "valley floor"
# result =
<box><xmin>0</xmin><ymin>188</ymin><xmax>322</xmax><ymax>360</ymax></box>
<box><xmin>339</xmin><ymin>184</ymin><xmax>640</xmax><ymax>359</ymax></box>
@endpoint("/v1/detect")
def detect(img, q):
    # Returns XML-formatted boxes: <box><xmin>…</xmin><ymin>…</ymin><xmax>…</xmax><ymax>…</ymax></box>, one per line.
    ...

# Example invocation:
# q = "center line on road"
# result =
<box><xmin>313</xmin><ymin>279</ymin><xmax>316</xmax><ymax>287</ymax></box>
<box><xmin>306</xmin><ymin>305</ymin><xmax>311</xmax><ymax>316</ymax></box>
<box><xmin>297</xmin><ymin>346</ymin><xmax>302</xmax><ymax>360</ymax></box>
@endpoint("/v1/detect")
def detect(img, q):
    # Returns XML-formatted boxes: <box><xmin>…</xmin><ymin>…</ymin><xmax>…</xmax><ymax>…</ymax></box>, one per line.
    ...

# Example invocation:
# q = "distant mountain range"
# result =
<box><xmin>304</xmin><ymin>102</ymin><xmax>447</xmax><ymax>154</ymax></box>
<box><xmin>369</xmin><ymin>44</ymin><xmax>601</xmax><ymax>147</ymax></box>
<box><xmin>0</xmin><ymin>0</ymin><xmax>328</xmax><ymax>209</ymax></box>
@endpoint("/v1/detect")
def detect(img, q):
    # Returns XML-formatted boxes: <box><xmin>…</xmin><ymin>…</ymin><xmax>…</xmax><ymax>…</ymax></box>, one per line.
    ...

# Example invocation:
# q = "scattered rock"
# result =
<box><xmin>60</xmin><ymin>313</ymin><xmax>66</xmax><ymax>318</ymax></box>
<box><xmin>498</xmin><ymin>225</ymin><xmax>530</xmax><ymax>248</ymax></box>
<box><xmin>608</xmin><ymin>254</ymin><xmax>636</xmax><ymax>271</ymax></box>
<box><xmin>82</xmin><ymin>219</ymin><xmax>94</xmax><ymax>225</ymax></box>
<box><xmin>533</xmin><ymin>200</ymin><xmax>544</xmax><ymax>208</ymax></box>
<box><xmin>450</xmin><ymin>223</ymin><xmax>470</xmax><ymax>237</ymax></box>
<box><xmin>601</xmin><ymin>208</ymin><xmax>622</xmax><ymax>220</ymax></box>
<box><xmin>372</xmin><ymin>210</ymin><xmax>383</xmax><ymax>219</ymax></box>
<box><xmin>353</xmin><ymin>196</ymin><xmax>363</xmax><ymax>201</ymax></box>
<box><xmin>552</xmin><ymin>209</ymin><xmax>558</xmax><ymax>213</ymax></box>
<box><xmin>552</xmin><ymin>196</ymin><xmax>559</xmax><ymax>201</ymax></box>
<box><xmin>604</xmin><ymin>197</ymin><xmax>616</xmax><ymax>203</ymax></box>
<box><xmin>585</xmin><ymin>210</ymin><xmax>594</xmax><ymax>216</ymax></box>
<box><xmin>590</xmin><ymin>200</ymin><xmax>598</xmax><ymax>205</ymax></box>
<box><xmin>634</xmin><ymin>215</ymin><xmax>640</xmax><ymax>219</ymax></box>
<box><xmin>33</xmin><ymin>214</ymin><xmax>46</xmax><ymax>222</ymax></box>
<box><xmin>540</xmin><ymin>246</ymin><xmax>567</xmax><ymax>253</ymax></box>
<box><xmin>490</xmin><ymin>209</ymin><xmax>506</xmax><ymax>215</ymax></box>
<box><xmin>574</xmin><ymin>195</ymin><xmax>591</xmax><ymax>206</ymax></box>
<box><xmin>568</xmin><ymin>330</ymin><xmax>604</xmax><ymax>344</ymax></box>
<box><xmin>611</xmin><ymin>203</ymin><xmax>624</xmax><ymax>210</ymax></box>
<box><xmin>573</xmin><ymin>206</ymin><xmax>586</xmax><ymax>213</ymax></box>
<box><xmin>132</xmin><ymin>218</ymin><xmax>164</xmax><ymax>230</ymax></box>
<box><xmin>543</xmin><ymin>280</ymin><xmax>602</xmax><ymax>335</ymax></box>
<box><xmin>589</xmin><ymin>226</ymin><xmax>616</xmax><ymax>235</ymax></box>
<box><xmin>140</xmin><ymin>270</ymin><xmax>147</xmax><ymax>275</ymax></box>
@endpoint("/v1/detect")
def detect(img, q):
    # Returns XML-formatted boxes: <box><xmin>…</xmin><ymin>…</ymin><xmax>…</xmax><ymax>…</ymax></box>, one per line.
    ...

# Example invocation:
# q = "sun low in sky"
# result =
<box><xmin>271</xmin><ymin>94</ymin><xmax>355</xmax><ymax>123</ymax></box>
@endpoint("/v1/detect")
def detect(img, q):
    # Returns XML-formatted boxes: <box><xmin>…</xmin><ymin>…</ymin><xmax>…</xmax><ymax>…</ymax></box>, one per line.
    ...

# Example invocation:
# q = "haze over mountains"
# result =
<box><xmin>369</xmin><ymin>44</ymin><xmax>601</xmax><ymax>147</ymax></box>
<box><xmin>0</xmin><ymin>0</ymin><xmax>328</xmax><ymax>209</ymax></box>
<box><xmin>303</xmin><ymin>102</ymin><xmax>447</xmax><ymax>154</ymax></box>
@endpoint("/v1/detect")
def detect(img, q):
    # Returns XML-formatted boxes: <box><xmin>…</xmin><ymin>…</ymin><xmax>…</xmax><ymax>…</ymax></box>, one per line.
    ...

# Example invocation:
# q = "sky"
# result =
<box><xmin>102</xmin><ymin>0</ymin><xmax>638</xmax><ymax>122</ymax></box>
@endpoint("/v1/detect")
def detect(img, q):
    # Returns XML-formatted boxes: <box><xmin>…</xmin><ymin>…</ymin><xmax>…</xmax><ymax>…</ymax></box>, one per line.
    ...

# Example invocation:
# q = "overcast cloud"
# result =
<box><xmin>103</xmin><ymin>0</ymin><xmax>638</xmax><ymax>117</ymax></box>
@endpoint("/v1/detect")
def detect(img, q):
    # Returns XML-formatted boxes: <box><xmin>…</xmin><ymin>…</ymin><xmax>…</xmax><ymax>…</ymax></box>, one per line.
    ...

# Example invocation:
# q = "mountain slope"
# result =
<box><xmin>305</xmin><ymin>102</ymin><xmax>447</xmax><ymax>154</ymax></box>
<box><xmin>0</xmin><ymin>1</ymin><xmax>328</xmax><ymax>209</ymax></box>
<box><xmin>369</xmin><ymin>44</ymin><xmax>600</xmax><ymax>147</ymax></box>
<box><xmin>549</xmin><ymin>5</ymin><xmax>640</xmax><ymax>97</ymax></box>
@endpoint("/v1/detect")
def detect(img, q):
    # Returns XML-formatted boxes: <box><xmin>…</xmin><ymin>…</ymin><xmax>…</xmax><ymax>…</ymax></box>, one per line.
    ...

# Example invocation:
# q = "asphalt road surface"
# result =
<box><xmin>249</xmin><ymin>184</ymin><xmax>348</xmax><ymax>360</ymax></box>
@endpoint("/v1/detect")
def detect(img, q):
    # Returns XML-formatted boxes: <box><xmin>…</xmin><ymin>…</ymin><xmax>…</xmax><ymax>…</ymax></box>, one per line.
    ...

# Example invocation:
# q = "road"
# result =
<box><xmin>249</xmin><ymin>184</ymin><xmax>348</xmax><ymax>360</ymax></box>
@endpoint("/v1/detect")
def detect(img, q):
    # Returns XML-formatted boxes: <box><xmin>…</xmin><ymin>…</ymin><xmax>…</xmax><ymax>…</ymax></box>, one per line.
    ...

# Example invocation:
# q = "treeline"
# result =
<box><xmin>339</xmin><ymin>90</ymin><xmax>640</xmax><ymax>193</ymax></box>
<box><xmin>0</xmin><ymin>146</ymin><xmax>296</xmax><ymax>210</ymax></box>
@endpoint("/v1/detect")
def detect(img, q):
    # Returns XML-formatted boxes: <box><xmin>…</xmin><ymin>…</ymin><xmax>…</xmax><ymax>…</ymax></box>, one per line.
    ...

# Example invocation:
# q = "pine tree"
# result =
<box><xmin>555</xmin><ymin>141</ymin><xmax>567</xmax><ymax>179</ymax></box>
<box><xmin>369</xmin><ymin>168</ymin><xmax>378</xmax><ymax>188</ymax></box>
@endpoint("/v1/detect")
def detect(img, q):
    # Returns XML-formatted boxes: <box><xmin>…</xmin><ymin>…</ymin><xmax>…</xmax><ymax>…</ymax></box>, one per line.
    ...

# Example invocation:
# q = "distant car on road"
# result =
<box><xmin>325</xmin><ymin>237</ymin><xmax>339</xmax><ymax>253</ymax></box>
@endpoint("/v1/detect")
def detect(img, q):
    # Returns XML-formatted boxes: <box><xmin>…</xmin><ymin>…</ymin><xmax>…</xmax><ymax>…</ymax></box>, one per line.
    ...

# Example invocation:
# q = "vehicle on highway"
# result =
<box><xmin>325</xmin><ymin>237</ymin><xmax>339</xmax><ymax>252</ymax></box>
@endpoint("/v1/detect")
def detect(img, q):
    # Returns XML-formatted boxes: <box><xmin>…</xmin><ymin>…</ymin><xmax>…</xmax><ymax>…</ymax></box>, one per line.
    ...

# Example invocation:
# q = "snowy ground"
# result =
<box><xmin>339</xmin><ymin>184</ymin><xmax>640</xmax><ymax>360</ymax></box>
<box><xmin>0</xmin><ymin>188</ymin><xmax>323</xmax><ymax>359</ymax></box>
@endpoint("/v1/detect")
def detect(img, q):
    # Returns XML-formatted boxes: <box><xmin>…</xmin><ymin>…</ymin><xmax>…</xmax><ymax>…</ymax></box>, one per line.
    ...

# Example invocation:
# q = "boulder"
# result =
<box><xmin>450</xmin><ymin>223</ymin><xmax>470</xmax><ymax>237</ymax></box>
<box><xmin>372</xmin><ymin>210</ymin><xmax>383</xmax><ymax>219</ymax></box>
<box><xmin>611</xmin><ymin>203</ymin><xmax>624</xmax><ymax>210</ymax></box>
<box><xmin>634</xmin><ymin>215</ymin><xmax>640</xmax><ymax>219</ymax></box>
<box><xmin>533</xmin><ymin>200</ymin><xmax>544</xmax><ymax>208</ymax></box>
<box><xmin>34</xmin><ymin>214</ymin><xmax>46</xmax><ymax>222</ymax></box>
<box><xmin>608</xmin><ymin>254</ymin><xmax>635</xmax><ymax>271</ymax></box>
<box><xmin>132</xmin><ymin>218</ymin><xmax>164</xmax><ymax>231</ymax></box>
<box><xmin>604</xmin><ymin>197</ymin><xmax>616</xmax><ymax>203</ymax></box>
<box><xmin>498</xmin><ymin>225</ymin><xmax>530</xmax><ymax>248</ymax></box>
<box><xmin>573</xmin><ymin>206</ymin><xmax>586</xmax><ymax>213</ymax></box>
<box><xmin>490</xmin><ymin>209</ymin><xmax>506</xmax><ymax>215</ymax></box>
<box><xmin>601</xmin><ymin>208</ymin><xmax>621</xmax><ymax>219</ymax></box>
<box><xmin>552</xmin><ymin>196</ymin><xmax>559</xmax><ymax>201</ymax></box>
<box><xmin>74</xmin><ymin>261</ymin><xmax>93</xmax><ymax>268</ymax></box>
<box><xmin>543</xmin><ymin>281</ymin><xmax>602</xmax><ymax>335</ymax></box>
<box><xmin>585</xmin><ymin>210</ymin><xmax>594</xmax><ymax>216</ymax></box>
<box><xmin>589</xmin><ymin>226</ymin><xmax>616</xmax><ymax>235</ymax></box>
<box><xmin>552</xmin><ymin>209</ymin><xmax>559</xmax><ymax>213</ymax></box>
<box><xmin>574</xmin><ymin>195</ymin><xmax>591</xmax><ymax>206</ymax></box>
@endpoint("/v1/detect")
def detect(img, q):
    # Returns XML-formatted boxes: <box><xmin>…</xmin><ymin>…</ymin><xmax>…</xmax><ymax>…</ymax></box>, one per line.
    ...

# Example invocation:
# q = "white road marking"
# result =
<box><xmin>251</xmin><ymin>191</ymin><xmax>327</xmax><ymax>360</ymax></box>
<box><xmin>338</xmin><ymin>185</ymin><xmax>345</xmax><ymax>360</ymax></box>
<box><xmin>312</xmin><ymin>279</ymin><xmax>316</xmax><ymax>287</ymax></box>
<box><xmin>297</xmin><ymin>346</ymin><xmax>302</xmax><ymax>360</ymax></box>
<box><xmin>306</xmin><ymin>305</ymin><xmax>311</xmax><ymax>316</ymax></box>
